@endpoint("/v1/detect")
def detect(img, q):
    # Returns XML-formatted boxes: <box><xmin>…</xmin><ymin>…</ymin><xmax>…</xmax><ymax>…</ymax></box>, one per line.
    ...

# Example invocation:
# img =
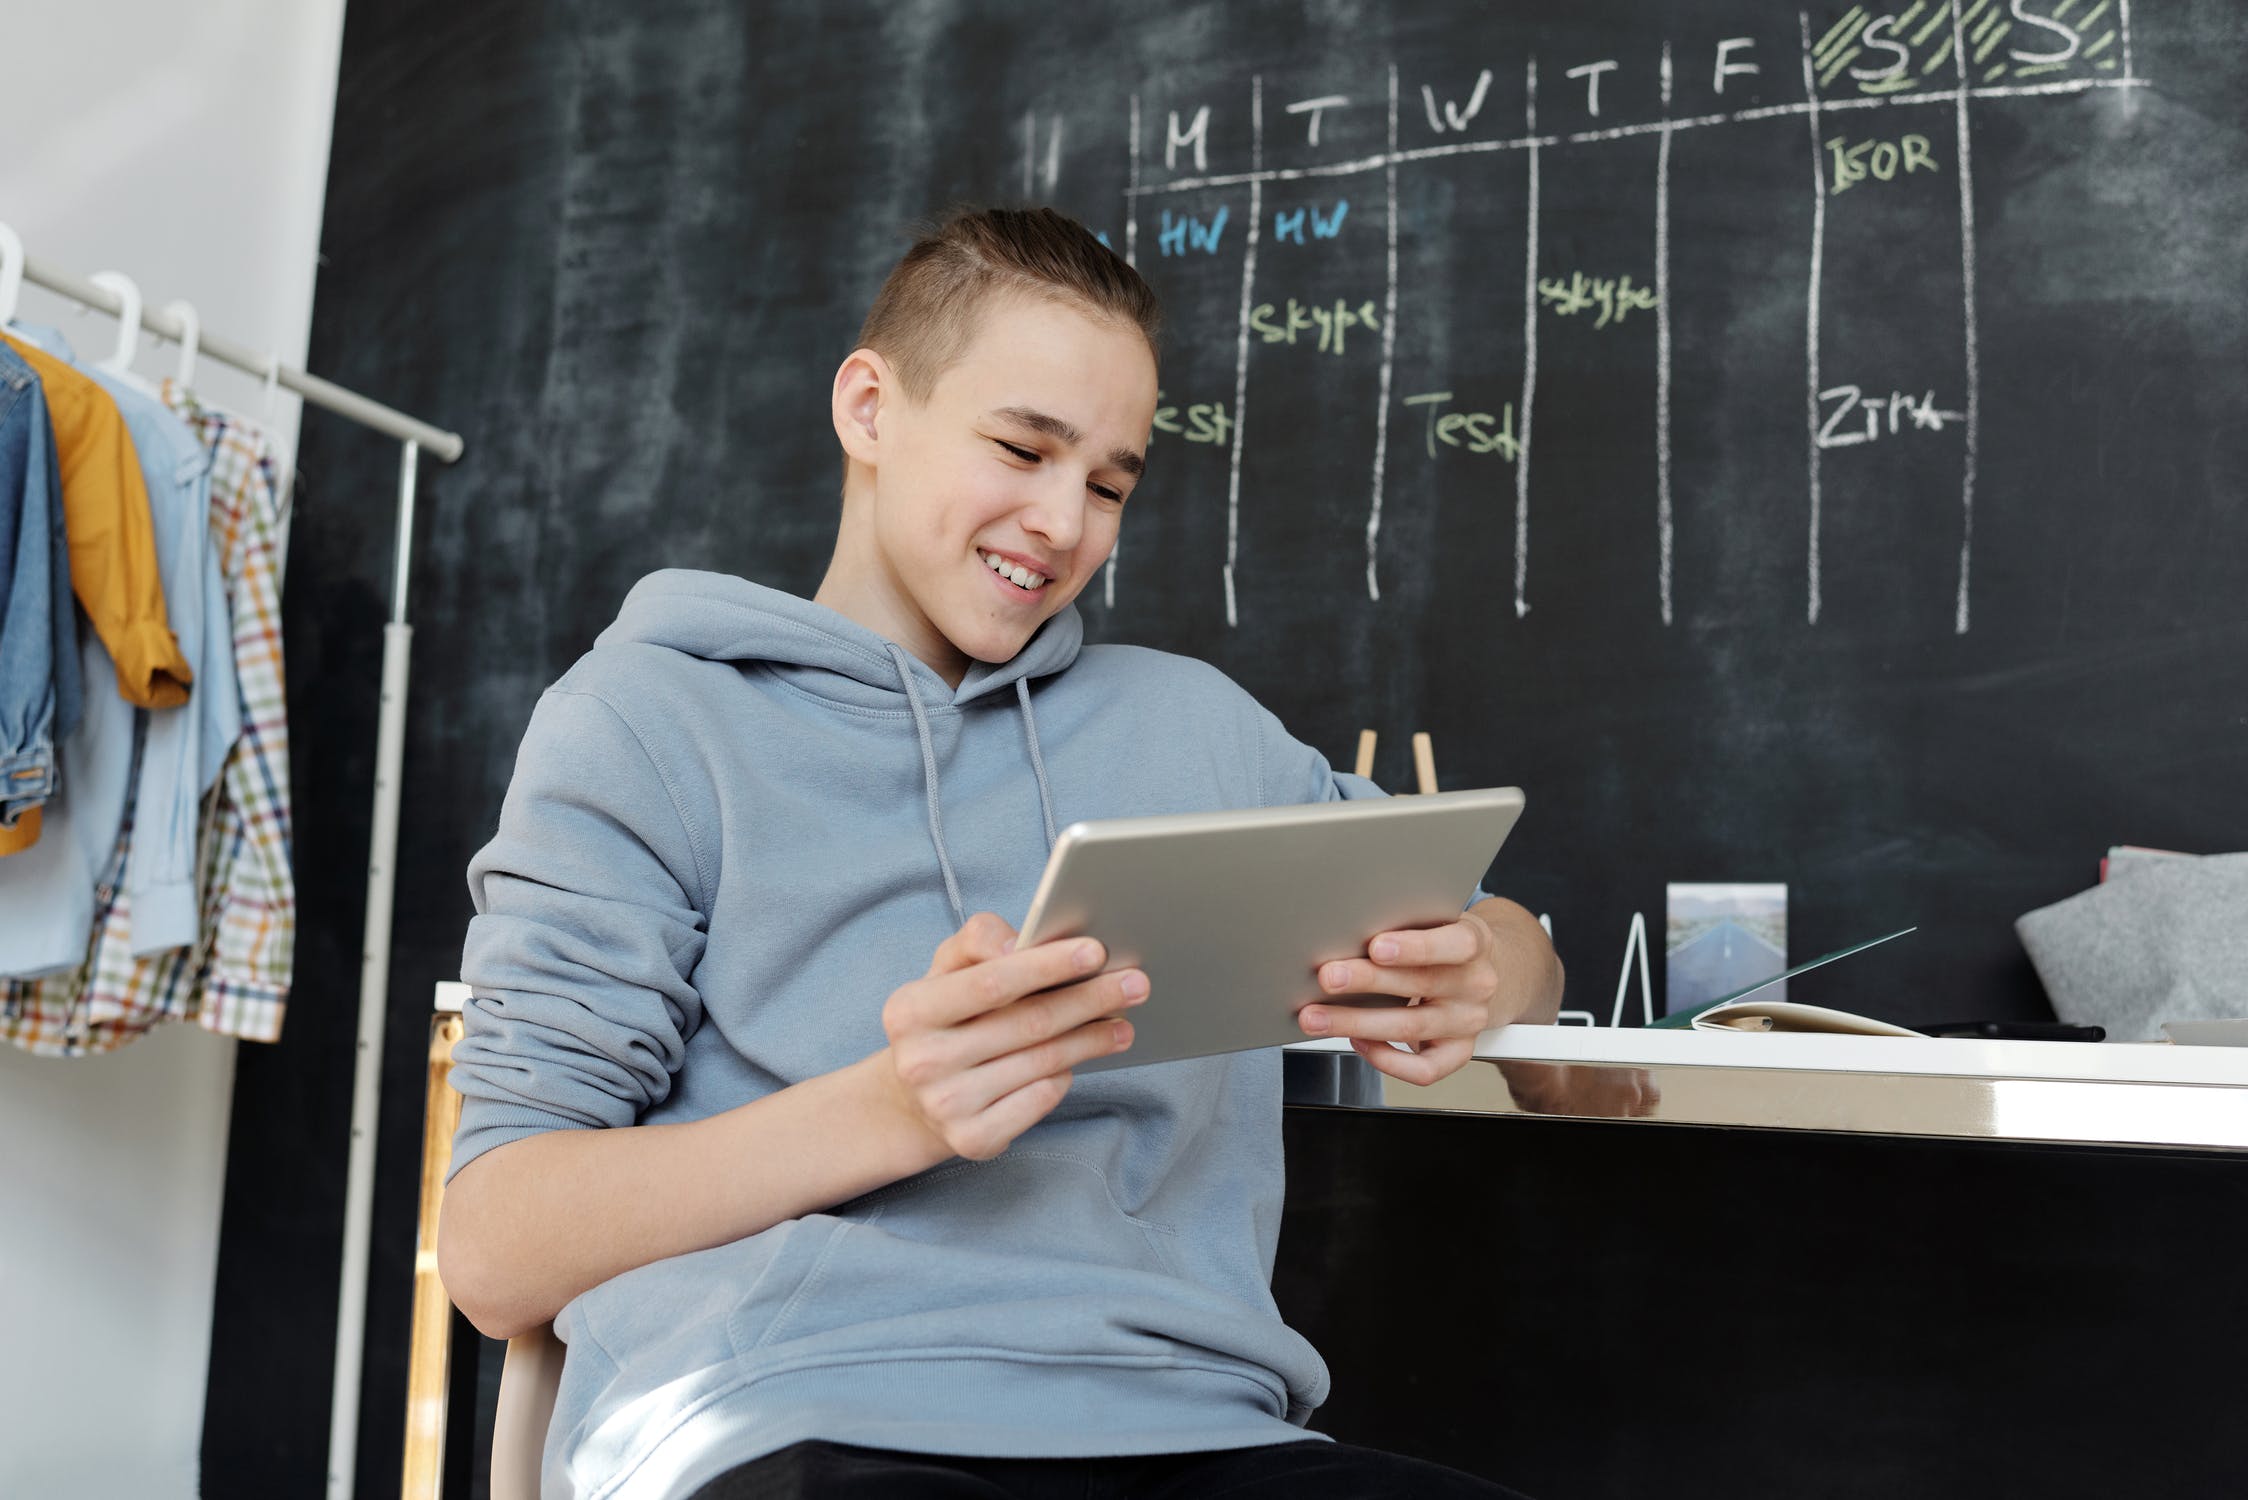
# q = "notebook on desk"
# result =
<box><xmin>1648</xmin><ymin>927</ymin><xmax>1921</xmax><ymax>1035</ymax></box>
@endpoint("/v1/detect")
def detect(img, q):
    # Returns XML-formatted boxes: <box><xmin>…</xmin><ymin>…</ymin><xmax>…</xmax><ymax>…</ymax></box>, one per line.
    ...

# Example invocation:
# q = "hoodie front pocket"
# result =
<box><xmin>721</xmin><ymin>1213</ymin><xmax>856</xmax><ymax>1356</ymax></box>
<box><xmin>726</xmin><ymin>1151</ymin><xmax>1187</xmax><ymax>1360</ymax></box>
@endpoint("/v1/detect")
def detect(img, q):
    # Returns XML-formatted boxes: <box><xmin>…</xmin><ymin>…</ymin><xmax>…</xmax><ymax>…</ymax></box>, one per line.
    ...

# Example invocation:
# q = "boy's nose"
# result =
<box><xmin>1023</xmin><ymin>488</ymin><xmax>1084</xmax><ymax>554</ymax></box>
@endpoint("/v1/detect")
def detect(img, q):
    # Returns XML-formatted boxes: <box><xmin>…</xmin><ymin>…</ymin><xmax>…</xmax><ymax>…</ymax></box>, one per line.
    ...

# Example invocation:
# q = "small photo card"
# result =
<box><xmin>1665</xmin><ymin>882</ymin><xmax>1788</xmax><ymax>1017</ymax></box>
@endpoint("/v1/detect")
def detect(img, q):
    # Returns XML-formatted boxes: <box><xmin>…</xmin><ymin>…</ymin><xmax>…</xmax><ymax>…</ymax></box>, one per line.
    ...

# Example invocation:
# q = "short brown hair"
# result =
<box><xmin>856</xmin><ymin>206</ymin><xmax>1162</xmax><ymax>401</ymax></box>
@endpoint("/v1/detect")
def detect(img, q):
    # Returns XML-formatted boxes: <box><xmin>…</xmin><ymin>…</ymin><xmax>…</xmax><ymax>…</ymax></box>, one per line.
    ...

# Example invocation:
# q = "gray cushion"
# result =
<box><xmin>2016</xmin><ymin>852</ymin><xmax>2248</xmax><ymax>1042</ymax></box>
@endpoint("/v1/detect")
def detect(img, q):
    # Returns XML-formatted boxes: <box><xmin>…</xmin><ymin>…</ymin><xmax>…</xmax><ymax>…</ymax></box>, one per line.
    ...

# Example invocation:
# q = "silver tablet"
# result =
<box><xmin>1015</xmin><ymin>786</ymin><xmax>1526</xmax><ymax>1072</ymax></box>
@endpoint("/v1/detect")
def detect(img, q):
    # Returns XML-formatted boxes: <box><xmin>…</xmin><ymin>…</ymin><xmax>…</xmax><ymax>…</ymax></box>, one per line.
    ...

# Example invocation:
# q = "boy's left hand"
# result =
<box><xmin>1297</xmin><ymin>904</ymin><xmax>1556</xmax><ymax>1085</ymax></box>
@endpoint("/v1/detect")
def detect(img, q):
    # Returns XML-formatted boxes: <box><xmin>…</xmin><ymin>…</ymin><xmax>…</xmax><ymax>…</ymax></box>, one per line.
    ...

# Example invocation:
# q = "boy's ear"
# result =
<box><xmin>832</xmin><ymin>348</ymin><xmax>890</xmax><ymax>467</ymax></box>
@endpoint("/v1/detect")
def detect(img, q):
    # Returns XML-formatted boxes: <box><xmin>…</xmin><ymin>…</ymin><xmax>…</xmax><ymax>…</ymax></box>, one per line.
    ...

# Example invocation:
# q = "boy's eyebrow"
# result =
<box><xmin>989</xmin><ymin>405</ymin><xmax>1145</xmax><ymax>479</ymax></box>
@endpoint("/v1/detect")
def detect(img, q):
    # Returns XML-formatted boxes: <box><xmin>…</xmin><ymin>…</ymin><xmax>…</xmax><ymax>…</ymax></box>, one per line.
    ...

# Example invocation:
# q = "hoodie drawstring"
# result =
<box><xmin>885</xmin><ymin>646</ymin><xmax>1062</xmax><ymax>930</ymax></box>
<box><xmin>888</xmin><ymin>645</ymin><xmax>969</xmax><ymax>927</ymax></box>
<box><xmin>1016</xmin><ymin>678</ymin><xmax>1060</xmax><ymax>853</ymax></box>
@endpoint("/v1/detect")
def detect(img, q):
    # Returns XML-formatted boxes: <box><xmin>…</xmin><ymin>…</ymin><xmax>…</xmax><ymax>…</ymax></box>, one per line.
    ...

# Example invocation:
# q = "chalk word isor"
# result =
<box><xmin>1403</xmin><ymin>391</ymin><xmax>1519</xmax><ymax>461</ymax></box>
<box><xmin>1825</xmin><ymin>132</ymin><xmax>1939</xmax><ymax>194</ymax></box>
<box><xmin>1150</xmin><ymin>393</ymin><xmax>1233</xmax><ymax>446</ymax></box>
<box><xmin>1250</xmin><ymin>297</ymin><xmax>1381</xmax><ymax>356</ymax></box>
<box><xmin>1816</xmin><ymin>384</ymin><xmax>1964</xmax><ymax>448</ymax></box>
<box><xmin>1537</xmin><ymin>271</ymin><xmax>1657</xmax><ymax>328</ymax></box>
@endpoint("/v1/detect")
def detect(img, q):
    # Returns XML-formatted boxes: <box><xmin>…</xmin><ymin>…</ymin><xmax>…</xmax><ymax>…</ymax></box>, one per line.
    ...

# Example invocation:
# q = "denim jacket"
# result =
<box><xmin>0</xmin><ymin>342</ymin><xmax>83</xmax><ymax>834</ymax></box>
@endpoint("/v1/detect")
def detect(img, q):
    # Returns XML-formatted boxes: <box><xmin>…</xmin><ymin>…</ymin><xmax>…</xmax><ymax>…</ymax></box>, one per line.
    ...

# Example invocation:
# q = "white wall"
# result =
<box><xmin>0</xmin><ymin>3</ymin><xmax>346</xmax><ymax>1494</ymax></box>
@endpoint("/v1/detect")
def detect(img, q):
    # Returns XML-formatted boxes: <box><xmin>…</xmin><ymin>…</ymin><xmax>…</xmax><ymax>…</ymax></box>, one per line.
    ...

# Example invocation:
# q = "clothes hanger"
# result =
<box><xmin>163</xmin><ymin>299</ymin><xmax>200</xmax><ymax>392</ymax></box>
<box><xmin>262</xmin><ymin>347</ymin><xmax>300</xmax><ymax>556</ymax></box>
<box><xmin>88</xmin><ymin>269</ymin><xmax>158</xmax><ymax>393</ymax></box>
<box><xmin>0</xmin><ymin>221</ymin><xmax>27</xmax><ymax>339</ymax></box>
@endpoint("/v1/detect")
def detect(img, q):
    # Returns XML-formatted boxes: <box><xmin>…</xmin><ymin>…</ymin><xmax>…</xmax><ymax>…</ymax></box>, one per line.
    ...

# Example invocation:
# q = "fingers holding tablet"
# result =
<box><xmin>879</xmin><ymin>913</ymin><xmax>1151</xmax><ymax>1161</ymax></box>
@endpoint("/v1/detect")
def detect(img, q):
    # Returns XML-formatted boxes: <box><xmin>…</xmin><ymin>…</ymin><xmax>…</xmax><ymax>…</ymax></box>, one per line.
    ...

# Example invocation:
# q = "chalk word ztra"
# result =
<box><xmin>1817</xmin><ymin>385</ymin><xmax>1964</xmax><ymax>448</ymax></box>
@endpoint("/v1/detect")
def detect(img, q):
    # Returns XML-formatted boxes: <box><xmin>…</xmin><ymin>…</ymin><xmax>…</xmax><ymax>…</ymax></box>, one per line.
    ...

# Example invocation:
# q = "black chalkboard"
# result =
<box><xmin>199</xmin><ymin>3</ymin><xmax>2248</xmax><ymax>1494</ymax></box>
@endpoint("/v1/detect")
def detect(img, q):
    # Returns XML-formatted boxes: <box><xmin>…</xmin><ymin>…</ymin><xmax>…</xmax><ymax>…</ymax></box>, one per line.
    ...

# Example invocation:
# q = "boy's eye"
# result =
<box><xmin>994</xmin><ymin>436</ymin><xmax>1124</xmax><ymax>504</ymax></box>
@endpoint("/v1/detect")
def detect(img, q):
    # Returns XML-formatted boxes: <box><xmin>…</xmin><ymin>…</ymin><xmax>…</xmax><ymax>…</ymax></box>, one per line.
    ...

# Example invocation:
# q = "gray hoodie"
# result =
<box><xmin>448</xmin><ymin>569</ymin><xmax>1476</xmax><ymax>1498</ymax></box>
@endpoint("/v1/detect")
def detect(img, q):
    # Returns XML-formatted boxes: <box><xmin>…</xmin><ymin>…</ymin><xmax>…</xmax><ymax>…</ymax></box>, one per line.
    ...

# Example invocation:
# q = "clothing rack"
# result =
<box><xmin>2</xmin><ymin>221</ymin><xmax>459</xmax><ymax>1500</ymax></box>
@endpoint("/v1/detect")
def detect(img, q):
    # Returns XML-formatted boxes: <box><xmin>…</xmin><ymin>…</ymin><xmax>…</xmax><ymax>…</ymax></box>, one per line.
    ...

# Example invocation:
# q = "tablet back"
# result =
<box><xmin>1016</xmin><ymin>787</ymin><xmax>1525</xmax><ymax>1071</ymax></box>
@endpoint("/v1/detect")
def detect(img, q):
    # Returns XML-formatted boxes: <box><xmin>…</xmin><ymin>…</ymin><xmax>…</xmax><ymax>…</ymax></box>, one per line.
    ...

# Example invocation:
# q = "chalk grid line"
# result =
<box><xmin>1802</xmin><ymin>14</ymin><xmax>1829</xmax><ymax>626</ymax></box>
<box><xmin>1515</xmin><ymin>58</ymin><xmax>1539</xmax><ymax>621</ymax></box>
<box><xmin>1222</xmin><ymin>76</ymin><xmax>1263</xmax><ymax>628</ymax></box>
<box><xmin>1108</xmin><ymin>92</ymin><xmax>1140</xmax><ymax>611</ymax></box>
<box><xmin>1365</xmin><ymin>67</ymin><xmax>1401</xmax><ymax>603</ymax></box>
<box><xmin>1951</xmin><ymin>2</ymin><xmax>1982</xmax><ymax>634</ymax></box>
<box><xmin>1656</xmin><ymin>42</ymin><xmax>1674</xmax><ymax>628</ymax></box>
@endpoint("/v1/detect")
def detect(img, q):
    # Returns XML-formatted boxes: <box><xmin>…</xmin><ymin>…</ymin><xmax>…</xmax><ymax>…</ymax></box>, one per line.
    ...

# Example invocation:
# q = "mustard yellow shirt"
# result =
<box><xmin>0</xmin><ymin>334</ymin><xmax>195</xmax><ymax>857</ymax></box>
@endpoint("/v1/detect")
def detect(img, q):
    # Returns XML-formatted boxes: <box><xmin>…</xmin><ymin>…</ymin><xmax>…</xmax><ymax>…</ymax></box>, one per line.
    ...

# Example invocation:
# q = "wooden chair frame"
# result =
<box><xmin>404</xmin><ymin>984</ymin><xmax>560</xmax><ymax>1500</ymax></box>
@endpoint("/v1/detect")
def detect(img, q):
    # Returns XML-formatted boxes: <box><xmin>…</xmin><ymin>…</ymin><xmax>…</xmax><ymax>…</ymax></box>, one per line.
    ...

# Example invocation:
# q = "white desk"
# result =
<box><xmin>1282</xmin><ymin>1024</ymin><xmax>2248</xmax><ymax>1152</ymax></box>
<box><xmin>441</xmin><ymin>976</ymin><xmax>2248</xmax><ymax>1153</ymax></box>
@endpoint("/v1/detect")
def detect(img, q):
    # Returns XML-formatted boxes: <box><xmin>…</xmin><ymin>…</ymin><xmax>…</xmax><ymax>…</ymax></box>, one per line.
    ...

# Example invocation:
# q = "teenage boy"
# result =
<box><xmin>441</xmin><ymin>207</ymin><xmax>1564</xmax><ymax>1499</ymax></box>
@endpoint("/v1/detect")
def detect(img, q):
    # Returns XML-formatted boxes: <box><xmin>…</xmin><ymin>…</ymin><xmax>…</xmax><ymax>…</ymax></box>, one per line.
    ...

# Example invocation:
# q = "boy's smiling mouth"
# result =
<box><xmin>979</xmin><ymin>548</ymin><xmax>1050</xmax><ymax>592</ymax></box>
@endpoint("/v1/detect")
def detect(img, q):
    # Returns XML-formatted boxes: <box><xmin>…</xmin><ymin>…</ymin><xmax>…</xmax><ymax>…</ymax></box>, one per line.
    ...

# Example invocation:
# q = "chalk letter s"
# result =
<box><xmin>2008</xmin><ymin>0</ymin><xmax>2082</xmax><ymax>63</ymax></box>
<box><xmin>1849</xmin><ymin>16</ymin><xmax>1911</xmax><ymax>82</ymax></box>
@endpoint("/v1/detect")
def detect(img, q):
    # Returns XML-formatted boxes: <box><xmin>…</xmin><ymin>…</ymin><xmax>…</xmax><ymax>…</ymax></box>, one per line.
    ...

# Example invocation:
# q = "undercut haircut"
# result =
<box><xmin>856</xmin><ymin>206</ymin><xmax>1163</xmax><ymax>401</ymax></box>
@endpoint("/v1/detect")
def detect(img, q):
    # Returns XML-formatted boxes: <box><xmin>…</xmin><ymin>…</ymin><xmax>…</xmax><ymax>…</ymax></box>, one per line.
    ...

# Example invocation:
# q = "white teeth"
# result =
<box><xmin>981</xmin><ymin>551</ymin><xmax>1047</xmax><ymax>590</ymax></box>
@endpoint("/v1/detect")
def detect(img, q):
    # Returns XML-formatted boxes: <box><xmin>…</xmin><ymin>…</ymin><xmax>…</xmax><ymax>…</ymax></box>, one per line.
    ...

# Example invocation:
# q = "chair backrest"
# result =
<box><xmin>492</xmin><ymin>1325</ymin><xmax>565</xmax><ymax>1500</ymax></box>
<box><xmin>405</xmin><ymin>992</ymin><xmax>468</xmax><ymax>1498</ymax></box>
<box><xmin>409</xmin><ymin>983</ymin><xmax>565</xmax><ymax>1500</ymax></box>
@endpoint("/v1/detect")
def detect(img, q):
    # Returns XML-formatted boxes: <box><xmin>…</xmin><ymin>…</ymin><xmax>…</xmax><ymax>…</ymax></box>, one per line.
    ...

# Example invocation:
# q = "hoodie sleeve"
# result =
<box><xmin>1249</xmin><ymin>695</ymin><xmax>1496</xmax><ymax>910</ymax></box>
<box><xmin>447</xmin><ymin>686</ymin><xmax>712</xmax><ymax>1182</ymax></box>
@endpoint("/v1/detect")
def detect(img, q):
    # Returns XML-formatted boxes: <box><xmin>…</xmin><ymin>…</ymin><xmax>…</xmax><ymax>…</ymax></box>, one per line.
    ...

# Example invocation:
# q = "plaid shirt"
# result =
<box><xmin>1</xmin><ymin>384</ymin><xmax>294</xmax><ymax>1054</ymax></box>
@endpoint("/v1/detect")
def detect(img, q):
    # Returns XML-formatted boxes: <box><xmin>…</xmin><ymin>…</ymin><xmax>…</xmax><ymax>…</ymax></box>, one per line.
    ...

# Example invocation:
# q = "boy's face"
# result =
<box><xmin>824</xmin><ymin>294</ymin><xmax>1157</xmax><ymax>685</ymax></box>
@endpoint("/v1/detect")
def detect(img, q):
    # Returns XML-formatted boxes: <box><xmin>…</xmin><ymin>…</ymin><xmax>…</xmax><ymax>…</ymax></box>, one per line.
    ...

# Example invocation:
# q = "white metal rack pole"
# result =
<box><xmin>328</xmin><ymin>441</ymin><xmax>422</xmax><ymax>1500</ymax></box>
<box><xmin>3</xmin><ymin>225</ymin><xmax>462</xmax><ymax>1500</ymax></box>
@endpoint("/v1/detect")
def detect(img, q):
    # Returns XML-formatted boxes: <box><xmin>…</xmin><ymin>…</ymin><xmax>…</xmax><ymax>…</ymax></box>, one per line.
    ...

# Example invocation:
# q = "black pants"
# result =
<box><xmin>687</xmin><ymin>1438</ymin><xmax>1534</xmax><ymax>1499</ymax></box>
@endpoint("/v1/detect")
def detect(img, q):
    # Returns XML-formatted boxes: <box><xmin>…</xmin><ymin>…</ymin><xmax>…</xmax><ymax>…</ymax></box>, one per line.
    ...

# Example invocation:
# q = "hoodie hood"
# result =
<box><xmin>597</xmin><ymin>568</ymin><xmax>1084</xmax><ymax>709</ymax></box>
<box><xmin>597</xmin><ymin>568</ymin><xmax>1080</xmax><ymax>926</ymax></box>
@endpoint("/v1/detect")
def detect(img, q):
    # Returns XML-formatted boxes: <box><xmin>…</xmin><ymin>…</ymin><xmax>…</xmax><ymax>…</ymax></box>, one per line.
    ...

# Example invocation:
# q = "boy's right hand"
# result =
<box><xmin>877</xmin><ymin>912</ymin><xmax>1148</xmax><ymax>1163</ymax></box>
